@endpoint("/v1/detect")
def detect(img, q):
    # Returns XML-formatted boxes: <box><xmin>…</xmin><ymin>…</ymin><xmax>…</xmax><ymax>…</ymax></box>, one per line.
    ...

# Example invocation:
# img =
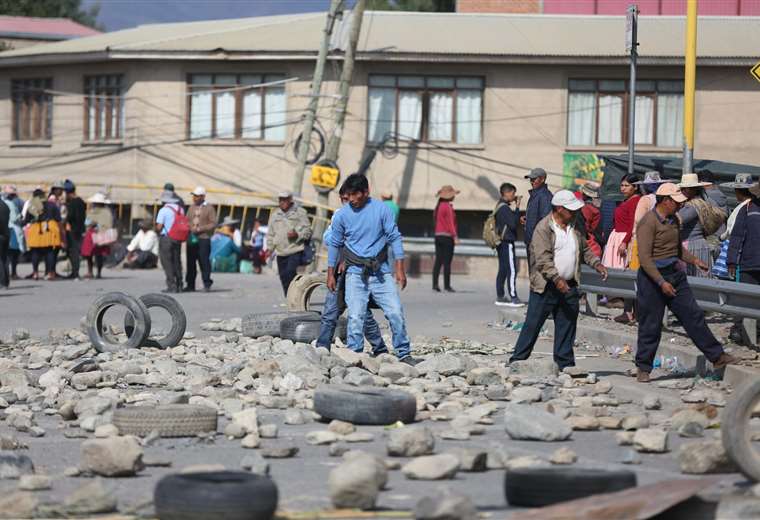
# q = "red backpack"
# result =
<box><xmin>167</xmin><ymin>205</ymin><xmax>190</xmax><ymax>242</ymax></box>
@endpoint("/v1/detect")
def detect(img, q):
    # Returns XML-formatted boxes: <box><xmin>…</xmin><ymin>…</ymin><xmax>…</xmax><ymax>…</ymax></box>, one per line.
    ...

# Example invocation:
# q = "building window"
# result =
<box><xmin>85</xmin><ymin>75</ymin><xmax>124</xmax><ymax>141</ymax></box>
<box><xmin>368</xmin><ymin>75</ymin><xmax>484</xmax><ymax>144</ymax></box>
<box><xmin>567</xmin><ymin>79</ymin><xmax>684</xmax><ymax>148</ymax></box>
<box><xmin>187</xmin><ymin>74</ymin><xmax>287</xmax><ymax>141</ymax></box>
<box><xmin>12</xmin><ymin>78</ymin><xmax>53</xmax><ymax>141</ymax></box>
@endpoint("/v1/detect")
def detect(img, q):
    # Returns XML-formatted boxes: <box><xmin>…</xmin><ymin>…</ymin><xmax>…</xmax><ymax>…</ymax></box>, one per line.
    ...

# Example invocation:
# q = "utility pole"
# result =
<box><xmin>310</xmin><ymin>0</ymin><xmax>367</xmax><ymax>270</ymax></box>
<box><xmin>683</xmin><ymin>0</ymin><xmax>698</xmax><ymax>174</ymax></box>
<box><xmin>626</xmin><ymin>5</ymin><xmax>638</xmax><ymax>175</ymax></box>
<box><xmin>291</xmin><ymin>0</ymin><xmax>343</xmax><ymax>196</ymax></box>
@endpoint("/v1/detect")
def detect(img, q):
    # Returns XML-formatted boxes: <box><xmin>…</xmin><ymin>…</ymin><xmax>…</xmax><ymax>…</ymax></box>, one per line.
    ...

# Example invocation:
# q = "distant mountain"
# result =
<box><xmin>83</xmin><ymin>0</ymin><xmax>330</xmax><ymax>31</ymax></box>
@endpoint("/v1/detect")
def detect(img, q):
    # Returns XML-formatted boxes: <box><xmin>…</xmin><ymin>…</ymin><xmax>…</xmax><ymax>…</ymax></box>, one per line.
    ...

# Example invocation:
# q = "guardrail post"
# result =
<box><xmin>663</xmin><ymin>308</ymin><xmax>669</xmax><ymax>328</ymax></box>
<box><xmin>585</xmin><ymin>292</ymin><xmax>599</xmax><ymax>317</ymax></box>
<box><xmin>743</xmin><ymin>318</ymin><xmax>758</xmax><ymax>347</ymax></box>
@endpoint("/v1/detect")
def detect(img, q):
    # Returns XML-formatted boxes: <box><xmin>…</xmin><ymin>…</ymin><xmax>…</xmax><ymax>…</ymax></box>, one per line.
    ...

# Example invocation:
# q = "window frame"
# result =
<box><xmin>84</xmin><ymin>74</ymin><xmax>124</xmax><ymax>142</ymax></box>
<box><xmin>367</xmin><ymin>74</ymin><xmax>485</xmax><ymax>145</ymax></box>
<box><xmin>567</xmin><ymin>79</ymin><xmax>683</xmax><ymax>148</ymax></box>
<box><xmin>11</xmin><ymin>78</ymin><xmax>53</xmax><ymax>142</ymax></box>
<box><xmin>185</xmin><ymin>73</ymin><xmax>287</xmax><ymax>142</ymax></box>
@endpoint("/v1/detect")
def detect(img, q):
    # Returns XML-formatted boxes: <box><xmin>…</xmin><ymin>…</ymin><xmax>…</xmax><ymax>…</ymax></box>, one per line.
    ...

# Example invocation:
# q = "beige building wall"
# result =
<box><xmin>1</xmin><ymin>59</ymin><xmax>759</xmax><ymax>217</ymax></box>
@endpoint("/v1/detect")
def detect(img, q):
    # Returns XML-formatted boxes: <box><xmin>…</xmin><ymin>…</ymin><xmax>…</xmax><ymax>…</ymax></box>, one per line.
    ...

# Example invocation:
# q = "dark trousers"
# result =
<box><xmin>67</xmin><ymin>232</ymin><xmax>83</xmax><ymax>278</ymax></box>
<box><xmin>277</xmin><ymin>253</ymin><xmax>301</xmax><ymax>296</ymax></box>
<box><xmin>8</xmin><ymin>249</ymin><xmax>19</xmax><ymax>277</ymax></box>
<box><xmin>497</xmin><ymin>240</ymin><xmax>518</xmax><ymax>299</ymax></box>
<box><xmin>433</xmin><ymin>236</ymin><xmax>455</xmax><ymax>289</ymax></box>
<box><xmin>31</xmin><ymin>247</ymin><xmax>56</xmax><ymax>275</ymax></box>
<box><xmin>251</xmin><ymin>246</ymin><xmax>264</xmax><ymax>271</ymax></box>
<box><xmin>636</xmin><ymin>268</ymin><xmax>724</xmax><ymax>372</ymax></box>
<box><xmin>0</xmin><ymin>237</ymin><xmax>8</xmax><ymax>287</ymax></box>
<box><xmin>740</xmin><ymin>270</ymin><xmax>760</xmax><ymax>285</ymax></box>
<box><xmin>186</xmin><ymin>238</ymin><xmax>212</xmax><ymax>289</ymax></box>
<box><xmin>159</xmin><ymin>236</ymin><xmax>183</xmax><ymax>291</ymax></box>
<box><xmin>509</xmin><ymin>282</ymin><xmax>580</xmax><ymax>369</ymax></box>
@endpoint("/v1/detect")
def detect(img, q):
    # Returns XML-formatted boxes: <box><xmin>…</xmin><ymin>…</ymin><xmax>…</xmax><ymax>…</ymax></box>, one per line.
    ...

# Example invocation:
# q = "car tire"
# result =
<box><xmin>286</xmin><ymin>272</ymin><xmax>326</xmax><ymax>311</ymax></box>
<box><xmin>155</xmin><ymin>471</ymin><xmax>278</xmax><ymax>520</ymax></box>
<box><xmin>504</xmin><ymin>467</ymin><xmax>637</xmax><ymax>507</ymax></box>
<box><xmin>241</xmin><ymin>311</ymin><xmax>319</xmax><ymax>339</ymax></box>
<box><xmin>124</xmin><ymin>293</ymin><xmax>186</xmax><ymax>349</ymax></box>
<box><xmin>723</xmin><ymin>378</ymin><xmax>760</xmax><ymax>482</ymax></box>
<box><xmin>313</xmin><ymin>384</ymin><xmax>417</xmax><ymax>425</ymax></box>
<box><xmin>86</xmin><ymin>292</ymin><xmax>151</xmax><ymax>353</ymax></box>
<box><xmin>113</xmin><ymin>405</ymin><xmax>218</xmax><ymax>438</ymax></box>
<box><xmin>280</xmin><ymin>314</ymin><xmax>323</xmax><ymax>344</ymax></box>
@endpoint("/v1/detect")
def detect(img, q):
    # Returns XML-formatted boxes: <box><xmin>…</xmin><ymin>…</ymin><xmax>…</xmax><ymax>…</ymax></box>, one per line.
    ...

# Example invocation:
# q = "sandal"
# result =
<box><xmin>614</xmin><ymin>313</ymin><xmax>634</xmax><ymax>325</ymax></box>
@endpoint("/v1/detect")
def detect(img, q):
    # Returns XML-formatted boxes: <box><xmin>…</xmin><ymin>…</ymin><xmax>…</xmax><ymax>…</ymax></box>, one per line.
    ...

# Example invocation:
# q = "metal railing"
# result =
<box><xmin>581</xmin><ymin>265</ymin><xmax>760</xmax><ymax>345</ymax></box>
<box><xmin>403</xmin><ymin>237</ymin><xmax>527</xmax><ymax>258</ymax></box>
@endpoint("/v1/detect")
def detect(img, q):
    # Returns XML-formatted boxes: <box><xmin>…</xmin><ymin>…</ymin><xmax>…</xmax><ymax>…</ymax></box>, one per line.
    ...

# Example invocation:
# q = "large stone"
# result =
<box><xmin>550</xmin><ymin>447</ymin><xmax>578</xmax><ymax>465</ymax></box>
<box><xmin>415</xmin><ymin>355</ymin><xmax>474</xmax><ymax>377</ymax></box>
<box><xmin>621</xmin><ymin>414</ymin><xmax>650</xmax><ymax>431</ymax></box>
<box><xmin>466</xmin><ymin>368</ymin><xmax>503</xmax><ymax>387</ymax></box>
<box><xmin>379</xmin><ymin>363</ymin><xmax>418</xmax><ymax>383</ymax></box>
<box><xmin>240</xmin><ymin>453</ymin><xmax>270</xmax><ymax>476</ymax></box>
<box><xmin>633</xmin><ymin>428</ymin><xmax>669</xmax><ymax>453</ymax></box>
<box><xmin>670</xmin><ymin>409</ymin><xmax>710</xmax><ymax>430</ymax></box>
<box><xmin>328</xmin><ymin>420</ymin><xmax>356</xmax><ymax>436</ymax></box>
<box><xmin>71</xmin><ymin>371</ymin><xmax>103</xmax><ymax>388</ymax></box>
<box><xmin>402</xmin><ymin>454</ymin><xmax>460</xmax><ymax>480</ymax></box>
<box><xmin>447</xmin><ymin>448</ymin><xmax>487</xmax><ymax>472</ymax></box>
<box><xmin>387</xmin><ymin>427</ymin><xmax>435</xmax><ymax>457</ymax></box>
<box><xmin>509</xmin><ymin>359</ymin><xmax>559</xmax><ymax>378</ymax></box>
<box><xmin>0</xmin><ymin>367</ymin><xmax>30</xmax><ymax>389</ymax></box>
<box><xmin>328</xmin><ymin>455</ymin><xmax>386</xmax><ymax>510</ymax></box>
<box><xmin>80</xmin><ymin>436</ymin><xmax>144</xmax><ymax>477</ymax></box>
<box><xmin>231</xmin><ymin>408</ymin><xmax>259</xmax><ymax>435</ymax></box>
<box><xmin>0</xmin><ymin>453</ymin><xmax>35</xmax><ymax>479</ymax></box>
<box><xmin>306</xmin><ymin>431</ymin><xmax>340</xmax><ymax>445</ymax></box>
<box><xmin>0</xmin><ymin>492</ymin><xmax>37</xmax><ymax>519</ymax></box>
<box><xmin>510</xmin><ymin>386</ymin><xmax>542</xmax><ymax>404</ymax></box>
<box><xmin>678</xmin><ymin>441</ymin><xmax>738</xmax><ymax>474</ymax></box>
<box><xmin>74</xmin><ymin>397</ymin><xmax>112</xmax><ymax>419</ymax></box>
<box><xmin>414</xmin><ymin>487</ymin><xmax>478</xmax><ymax>520</ymax></box>
<box><xmin>504</xmin><ymin>404</ymin><xmax>572</xmax><ymax>442</ymax></box>
<box><xmin>61</xmin><ymin>479</ymin><xmax>117</xmax><ymax>516</ymax></box>
<box><xmin>566</xmin><ymin>416</ymin><xmax>600</xmax><ymax>431</ymax></box>
<box><xmin>716</xmin><ymin>496</ymin><xmax>760</xmax><ymax>520</ymax></box>
<box><xmin>18</xmin><ymin>475</ymin><xmax>51</xmax><ymax>491</ymax></box>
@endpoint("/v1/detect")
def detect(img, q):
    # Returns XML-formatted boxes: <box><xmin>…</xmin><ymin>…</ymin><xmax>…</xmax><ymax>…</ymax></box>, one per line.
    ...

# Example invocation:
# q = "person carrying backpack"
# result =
<box><xmin>488</xmin><ymin>183</ymin><xmax>523</xmax><ymax>307</ymax></box>
<box><xmin>155</xmin><ymin>190</ymin><xmax>189</xmax><ymax>293</ymax></box>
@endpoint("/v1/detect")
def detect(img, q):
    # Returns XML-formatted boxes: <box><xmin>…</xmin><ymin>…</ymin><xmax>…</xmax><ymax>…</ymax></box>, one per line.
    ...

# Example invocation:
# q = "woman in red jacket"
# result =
<box><xmin>433</xmin><ymin>185</ymin><xmax>459</xmax><ymax>293</ymax></box>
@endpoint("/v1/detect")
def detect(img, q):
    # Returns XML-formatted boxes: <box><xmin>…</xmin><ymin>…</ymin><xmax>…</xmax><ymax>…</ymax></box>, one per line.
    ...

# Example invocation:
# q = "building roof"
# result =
<box><xmin>0</xmin><ymin>12</ymin><xmax>757</xmax><ymax>66</ymax></box>
<box><xmin>0</xmin><ymin>15</ymin><xmax>100</xmax><ymax>41</ymax></box>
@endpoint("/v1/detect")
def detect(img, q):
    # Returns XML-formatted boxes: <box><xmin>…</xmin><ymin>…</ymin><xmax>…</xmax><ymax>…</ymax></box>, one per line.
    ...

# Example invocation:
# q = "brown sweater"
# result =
<box><xmin>636</xmin><ymin>208</ymin><xmax>698</xmax><ymax>286</ymax></box>
<box><xmin>186</xmin><ymin>204</ymin><xmax>217</xmax><ymax>239</ymax></box>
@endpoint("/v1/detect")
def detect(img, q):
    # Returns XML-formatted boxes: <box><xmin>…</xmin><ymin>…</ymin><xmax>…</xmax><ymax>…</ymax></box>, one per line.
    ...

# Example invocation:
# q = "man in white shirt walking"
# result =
<box><xmin>508</xmin><ymin>191</ymin><xmax>608</xmax><ymax>369</ymax></box>
<box><xmin>124</xmin><ymin>219</ymin><xmax>159</xmax><ymax>269</ymax></box>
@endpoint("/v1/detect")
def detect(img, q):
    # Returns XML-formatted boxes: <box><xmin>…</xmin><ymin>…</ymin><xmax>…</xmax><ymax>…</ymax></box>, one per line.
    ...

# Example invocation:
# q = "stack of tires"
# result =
<box><xmin>241</xmin><ymin>311</ymin><xmax>347</xmax><ymax>344</ymax></box>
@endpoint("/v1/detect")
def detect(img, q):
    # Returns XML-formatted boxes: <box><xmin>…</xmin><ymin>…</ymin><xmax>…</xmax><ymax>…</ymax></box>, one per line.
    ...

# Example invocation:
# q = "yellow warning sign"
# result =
<box><xmin>752</xmin><ymin>62</ymin><xmax>760</xmax><ymax>84</ymax></box>
<box><xmin>311</xmin><ymin>164</ymin><xmax>340</xmax><ymax>190</ymax></box>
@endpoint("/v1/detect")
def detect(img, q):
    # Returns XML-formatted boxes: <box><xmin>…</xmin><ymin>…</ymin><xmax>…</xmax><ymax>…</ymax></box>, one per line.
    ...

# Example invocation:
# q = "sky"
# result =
<box><xmin>82</xmin><ymin>0</ymin><xmax>337</xmax><ymax>31</ymax></box>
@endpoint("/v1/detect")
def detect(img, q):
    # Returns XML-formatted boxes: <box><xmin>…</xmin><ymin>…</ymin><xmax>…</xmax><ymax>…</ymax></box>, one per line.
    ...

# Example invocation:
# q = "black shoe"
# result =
<box><xmin>432</xmin><ymin>286</ymin><xmax>441</xmax><ymax>293</ymax></box>
<box><xmin>371</xmin><ymin>349</ymin><xmax>389</xmax><ymax>358</ymax></box>
<box><xmin>182</xmin><ymin>286</ymin><xmax>195</xmax><ymax>293</ymax></box>
<box><xmin>399</xmin><ymin>355</ymin><xmax>421</xmax><ymax>366</ymax></box>
<box><xmin>445</xmin><ymin>287</ymin><xmax>456</xmax><ymax>293</ymax></box>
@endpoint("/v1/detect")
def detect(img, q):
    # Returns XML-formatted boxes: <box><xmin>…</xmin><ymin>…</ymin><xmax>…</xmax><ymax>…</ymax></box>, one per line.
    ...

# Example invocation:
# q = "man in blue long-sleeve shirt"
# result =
<box><xmin>522</xmin><ymin>168</ymin><xmax>553</xmax><ymax>256</ymax></box>
<box><xmin>327</xmin><ymin>174</ymin><xmax>419</xmax><ymax>366</ymax></box>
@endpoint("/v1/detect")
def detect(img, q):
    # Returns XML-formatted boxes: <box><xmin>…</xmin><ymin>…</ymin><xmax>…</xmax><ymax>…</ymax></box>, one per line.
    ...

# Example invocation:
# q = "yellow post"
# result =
<box><xmin>683</xmin><ymin>0</ymin><xmax>698</xmax><ymax>174</ymax></box>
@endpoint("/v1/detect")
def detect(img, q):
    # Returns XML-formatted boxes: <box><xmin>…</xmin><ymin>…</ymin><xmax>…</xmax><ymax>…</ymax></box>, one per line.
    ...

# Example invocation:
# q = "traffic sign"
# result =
<box><xmin>752</xmin><ymin>62</ymin><xmax>760</xmax><ymax>84</ymax></box>
<box><xmin>310</xmin><ymin>161</ymin><xmax>340</xmax><ymax>192</ymax></box>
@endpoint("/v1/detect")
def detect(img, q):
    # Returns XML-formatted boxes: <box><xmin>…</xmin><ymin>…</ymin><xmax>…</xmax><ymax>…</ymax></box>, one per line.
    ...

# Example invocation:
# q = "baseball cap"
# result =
<box><xmin>191</xmin><ymin>186</ymin><xmax>206</xmax><ymax>196</ymax></box>
<box><xmin>163</xmin><ymin>182</ymin><xmax>175</xmax><ymax>191</ymax></box>
<box><xmin>64</xmin><ymin>180</ymin><xmax>75</xmax><ymax>193</ymax></box>
<box><xmin>551</xmin><ymin>190</ymin><xmax>584</xmax><ymax>211</ymax></box>
<box><xmin>525</xmin><ymin>167</ymin><xmax>547</xmax><ymax>180</ymax></box>
<box><xmin>655</xmin><ymin>183</ymin><xmax>687</xmax><ymax>203</ymax></box>
<box><xmin>278</xmin><ymin>190</ymin><xmax>293</xmax><ymax>199</ymax></box>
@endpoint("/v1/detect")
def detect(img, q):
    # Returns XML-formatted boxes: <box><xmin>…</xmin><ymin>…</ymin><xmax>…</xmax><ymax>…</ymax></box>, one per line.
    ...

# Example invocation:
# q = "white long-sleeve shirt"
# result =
<box><xmin>127</xmin><ymin>229</ymin><xmax>159</xmax><ymax>255</ymax></box>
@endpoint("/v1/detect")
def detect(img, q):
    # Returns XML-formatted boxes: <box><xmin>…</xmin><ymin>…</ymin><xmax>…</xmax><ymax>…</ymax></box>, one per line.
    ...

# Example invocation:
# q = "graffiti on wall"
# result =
<box><xmin>562</xmin><ymin>153</ymin><xmax>605</xmax><ymax>191</ymax></box>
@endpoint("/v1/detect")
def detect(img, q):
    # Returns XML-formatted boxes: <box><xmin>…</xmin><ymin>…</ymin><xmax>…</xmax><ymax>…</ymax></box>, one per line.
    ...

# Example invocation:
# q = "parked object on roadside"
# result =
<box><xmin>313</xmin><ymin>385</ymin><xmax>417</xmax><ymax>425</ymax></box>
<box><xmin>241</xmin><ymin>311</ymin><xmax>319</xmax><ymax>338</ymax></box>
<box><xmin>504</xmin><ymin>467</ymin><xmax>637</xmax><ymax>507</ymax></box>
<box><xmin>154</xmin><ymin>471</ymin><xmax>278</xmax><ymax>520</ymax></box>
<box><xmin>114</xmin><ymin>405</ymin><xmax>217</xmax><ymax>438</ymax></box>
<box><xmin>722</xmin><ymin>378</ymin><xmax>760</xmax><ymax>482</ymax></box>
<box><xmin>123</xmin><ymin>293</ymin><xmax>186</xmax><ymax>349</ymax></box>
<box><xmin>86</xmin><ymin>292</ymin><xmax>151</xmax><ymax>353</ymax></box>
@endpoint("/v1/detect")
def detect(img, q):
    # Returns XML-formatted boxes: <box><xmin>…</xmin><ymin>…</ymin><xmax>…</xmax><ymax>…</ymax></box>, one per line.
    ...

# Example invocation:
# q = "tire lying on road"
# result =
<box><xmin>286</xmin><ymin>272</ymin><xmax>326</xmax><ymax>311</ymax></box>
<box><xmin>504</xmin><ymin>467</ymin><xmax>637</xmax><ymax>507</ymax></box>
<box><xmin>124</xmin><ymin>293</ymin><xmax>187</xmax><ymax>349</ymax></box>
<box><xmin>723</xmin><ymin>378</ymin><xmax>760</xmax><ymax>482</ymax></box>
<box><xmin>155</xmin><ymin>471</ymin><xmax>278</xmax><ymax>520</ymax></box>
<box><xmin>86</xmin><ymin>292</ymin><xmax>151</xmax><ymax>353</ymax></box>
<box><xmin>241</xmin><ymin>311</ymin><xmax>318</xmax><ymax>338</ymax></box>
<box><xmin>313</xmin><ymin>385</ymin><xmax>417</xmax><ymax>425</ymax></box>
<box><xmin>280</xmin><ymin>314</ymin><xmax>324</xmax><ymax>344</ymax></box>
<box><xmin>113</xmin><ymin>405</ymin><xmax>217</xmax><ymax>438</ymax></box>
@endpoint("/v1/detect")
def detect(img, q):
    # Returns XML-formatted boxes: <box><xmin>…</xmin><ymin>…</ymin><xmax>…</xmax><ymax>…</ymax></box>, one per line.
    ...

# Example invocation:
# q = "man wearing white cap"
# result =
<box><xmin>508</xmin><ymin>190</ymin><xmax>608</xmax><ymax>370</ymax></box>
<box><xmin>185</xmin><ymin>186</ymin><xmax>217</xmax><ymax>292</ymax></box>
<box><xmin>266</xmin><ymin>191</ymin><xmax>313</xmax><ymax>295</ymax></box>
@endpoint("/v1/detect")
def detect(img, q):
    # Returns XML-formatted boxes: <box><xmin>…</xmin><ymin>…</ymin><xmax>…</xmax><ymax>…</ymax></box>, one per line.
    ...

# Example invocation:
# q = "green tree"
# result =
<box><xmin>0</xmin><ymin>0</ymin><xmax>102</xmax><ymax>30</ymax></box>
<box><xmin>366</xmin><ymin>0</ymin><xmax>456</xmax><ymax>12</ymax></box>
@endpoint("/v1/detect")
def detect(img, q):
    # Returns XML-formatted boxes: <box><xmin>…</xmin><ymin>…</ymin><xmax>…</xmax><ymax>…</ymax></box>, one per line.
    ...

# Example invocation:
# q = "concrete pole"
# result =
<box><xmin>683</xmin><ymin>0</ymin><xmax>698</xmax><ymax>174</ymax></box>
<box><xmin>310</xmin><ymin>0</ymin><xmax>367</xmax><ymax>271</ymax></box>
<box><xmin>291</xmin><ymin>0</ymin><xmax>343</xmax><ymax>196</ymax></box>
<box><xmin>627</xmin><ymin>5</ymin><xmax>638</xmax><ymax>175</ymax></box>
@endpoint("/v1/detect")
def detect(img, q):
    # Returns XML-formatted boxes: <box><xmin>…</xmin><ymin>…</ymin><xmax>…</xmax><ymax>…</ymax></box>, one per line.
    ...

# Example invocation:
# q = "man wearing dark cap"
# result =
<box><xmin>163</xmin><ymin>182</ymin><xmax>185</xmax><ymax>210</ymax></box>
<box><xmin>64</xmin><ymin>180</ymin><xmax>86</xmax><ymax>279</ymax></box>
<box><xmin>522</xmin><ymin>168</ymin><xmax>553</xmax><ymax>263</ymax></box>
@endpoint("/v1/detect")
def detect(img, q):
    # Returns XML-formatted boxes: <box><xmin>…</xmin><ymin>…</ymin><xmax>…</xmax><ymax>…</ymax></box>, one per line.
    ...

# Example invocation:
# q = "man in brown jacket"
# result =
<box><xmin>508</xmin><ymin>190</ymin><xmax>608</xmax><ymax>370</ymax></box>
<box><xmin>185</xmin><ymin>186</ymin><xmax>217</xmax><ymax>292</ymax></box>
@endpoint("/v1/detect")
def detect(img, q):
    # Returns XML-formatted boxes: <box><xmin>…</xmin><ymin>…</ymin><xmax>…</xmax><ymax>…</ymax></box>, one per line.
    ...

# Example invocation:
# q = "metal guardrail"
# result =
<box><xmin>580</xmin><ymin>265</ymin><xmax>759</xmax><ymax>345</ymax></box>
<box><xmin>403</xmin><ymin>237</ymin><xmax>527</xmax><ymax>258</ymax></box>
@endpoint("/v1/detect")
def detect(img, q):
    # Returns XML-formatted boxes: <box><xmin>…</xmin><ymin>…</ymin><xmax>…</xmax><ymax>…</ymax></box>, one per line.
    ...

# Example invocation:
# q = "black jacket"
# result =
<box><xmin>0</xmin><ymin>200</ymin><xmax>9</xmax><ymax>239</ymax></box>
<box><xmin>525</xmin><ymin>184</ymin><xmax>553</xmax><ymax>245</ymax></box>
<box><xmin>66</xmin><ymin>196</ymin><xmax>87</xmax><ymax>235</ymax></box>
<box><xmin>495</xmin><ymin>201</ymin><xmax>520</xmax><ymax>243</ymax></box>
<box><xmin>727</xmin><ymin>199</ymin><xmax>760</xmax><ymax>271</ymax></box>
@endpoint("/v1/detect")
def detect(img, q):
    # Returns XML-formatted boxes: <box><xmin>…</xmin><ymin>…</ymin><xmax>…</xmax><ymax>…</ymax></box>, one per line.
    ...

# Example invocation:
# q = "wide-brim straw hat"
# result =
<box><xmin>88</xmin><ymin>192</ymin><xmax>110</xmax><ymax>204</ymax></box>
<box><xmin>678</xmin><ymin>173</ymin><xmax>712</xmax><ymax>189</ymax></box>
<box><xmin>634</xmin><ymin>171</ymin><xmax>668</xmax><ymax>185</ymax></box>
<box><xmin>580</xmin><ymin>182</ymin><xmax>600</xmax><ymax>199</ymax></box>
<box><xmin>159</xmin><ymin>190</ymin><xmax>178</xmax><ymax>204</ymax></box>
<box><xmin>436</xmin><ymin>185</ymin><xmax>460</xmax><ymax>200</ymax></box>
<box><xmin>721</xmin><ymin>173</ymin><xmax>756</xmax><ymax>189</ymax></box>
<box><xmin>219</xmin><ymin>217</ymin><xmax>240</xmax><ymax>227</ymax></box>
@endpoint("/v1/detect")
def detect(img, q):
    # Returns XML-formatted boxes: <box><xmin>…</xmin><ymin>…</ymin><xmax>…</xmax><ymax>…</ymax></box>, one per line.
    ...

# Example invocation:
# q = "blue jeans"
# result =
<box><xmin>316</xmin><ymin>278</ymin><xmax>386</xmax><ymax>353</ymax></box>
<box><xmin>345</xmin><ymin>272</ymin><xmax>411</xmax><ymax>359</ymax></box>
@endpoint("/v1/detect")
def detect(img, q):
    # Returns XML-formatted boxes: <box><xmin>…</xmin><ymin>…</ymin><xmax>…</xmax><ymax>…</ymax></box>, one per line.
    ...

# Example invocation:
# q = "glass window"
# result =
<box><xmin>634</xmin><ymin>95</ymin><xmax>654</xmax><ymax>145</ymax></box>
<box><xmin>11</xmin><ymin>78</ymin><xmax>53</xmax><ymax>141</ymax></box>
<box><xmin>597</xmin><ymin>94</ymin><xmax>624</xmax><ymax>144</ymax></box>
<box><xmin>398</xmin><ymin>76</ymin><xmax>424</xmax><ymax>88</ymax></box>
<box><xmin>567</xmin><ymin>92</ymin><xmax>596</xmax><ymax>146</ymax></box>
<box><xmin>657</xmin><ymin>94</ymin><xmax>684</xmax><ymax>147</ymax></box>
<box><xmin>84</xmin><ymin>74</ymin><xmax>123</xmax><ymax>140</ymax></box>
<box><xmin>456</xmin><ymin>89</ymin><xmax>482</xmax><ymax>145</ymax></box>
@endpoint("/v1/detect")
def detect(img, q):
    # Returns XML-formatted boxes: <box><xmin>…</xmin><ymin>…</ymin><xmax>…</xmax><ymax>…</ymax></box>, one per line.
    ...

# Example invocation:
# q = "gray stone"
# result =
<box><xmin>240</xmin><ymin>453</ymin><xmax>270</xmax><ymax>475</ymax></box>
<box><xmin>642</xmin><ymin>395</ymin><xmax>661</xmax><ymax>410</ymax></box>
<box><xmin>261</xmin><ymin>445</ymin><xmax>299</xmax><ymax>459</ymax></box>
<box><xmin>485</xmin><ymin>385</ymin><xmax>510</xmax><ymax>401</ymax></box>
<box><xmin>74</xmin><ymin>396</ymin><xmax>112</xmax><ymax>418</ymax></box>
<box><xmin>259</xmin><ymin>424</ymin><xmax>278</xmax><ymax>439</ymax></box>
<box><xmin>379</xmin><ymin>362</ymin><xmax>419</xmax><ymax>383</ymax></box>
<box><xmin>633</xmin><ymin>428</ymin><xmax>669</xmax><ymax>453</ymax></box>
<box><xmin>306</xmin><ymin>431</ymin><xmax>340</xmax><ymax>445</ymax></box>
<box><xmin>678</xmin><ymin>422</ymin><xmax>705</xmax><ymax>438</ymax></box>
<box><xmin>414</xmin><ymin>487</ymin><xmax>478</xmax><ymax>520</ymax></box>
<box><xmin>670</xmin><ymin>409</ymin><xmax>710</xmax><ymax>430</ymax></box>
<box><xmin>231</xmin><ymin>408</ymin><xmax>259</xmax><ymax>435</ymax></box>
<box><xmin>0</xmin><ymin>453</ymin><xmax>35</xmax><ymax>479</ymax></box>
<box><xmin>62</xmin><ymin>479</ymin><xmax>117</xmax><ymax>516</ymax></box>
<box><xmin>509</xmin><ymin>359</ymin><xmax>558</xmax><ymax>377</ymax></box>
<box><xmin>439</xmin><ymin>430</ymin><xmax>470</xmax><ymax>441</ymax></box>
<box><xmin>70</xmin><ymin>371</ymin><xmax>102</xmax><ymax>388</ymax></box>
<box><xmin>506</xmin><ymin>455</ymin><xmax>549</xmax><ymax>470</ymax></box>
<box><xmin>343</xmin><ymin>432</ymin><xmax>375</xmax><ymax>443</ymax></box>
<box><xmin>504</xmin><ymin>404</ymin><xmax>572</xmax><ymax>442</ymax></box>
<box><xmin>284</xmin><ymin>410</ymin><xmax>309</xmax><ymax>425</ymax></box>
<box><xmin>716</xmin><ymin>496</ymin><xmax>760</xmax><ymax>520</ymax></box>
<box><xmin>328</xmin><ymin>420</ymin><xmax>356</xmax><ymax>436</ymax></box>
<box><xmin>329</xmin><ymin>443</ymin><xmax>351</xmax><ymax>457</ymax></box>
<box><xmin>0</xmin><ymin>435</ymin><xmax>27</xmax><ymax>450</ymax></box>
<box><xmin>328</xmin><ymin>454</ymin><xmax>386</xmax><ymax>510</ymax></box>
<box><xmin>447</xmin><ymin>448</ymin><xmax>487</xmax><ymax>472</ymax></box>
<box><xmin>550</xmin><ymin>447</ymin><xmax>577</xmax><ymax>465</ymax></box>
<box><xmin>621</xmin><ymin>449</ymin><xmax>641</xmax><ymax>465</ymax></box>
<box><xmin>93</xmin><ymin>424</ymin><xmax>119</xmax><ymax>438</ymax></box>
<box><xmin>510</xmin><ymin>386</ymin><xmax>542</xmax><ymax>403</ymax></box>
<box><xmin>416</xmin><ymin>355</ymin><xmax>473</xmax><ymax>377</ymax></box>
<box><xmin>402</xmin><ymin>454</ymin><xmax>460</xmax><ymax>480</ymax></box>
<box><xmin>18</xmin><ymin>475</ymin><xmax>51</xmax><ymax>491</ymax></box>
<box><xmin>80</xmin><ymin>436</ymin><xmax>144</xmax><ymax>477</ymax></box>
<box><xmin>466</xmin><ymin>368</ymin><xmax>502</xmax><ymax>387</ymax></box>
<box><xmin>566</xmin><ymin>416</ymin><xmax>600</xmax><ymax>431</ymax></box>
<box><xmin>241</xmin><ymin>433</ymin><xmax>260</xmax><ymax>449</ymax></box>
<box><xmin>616</xmin><ymin>431</ymin><xmax>635</xmax><ymax>446</ymax></box>
<box><xmin>0</xmin><ymin>492</ymin><xmax>37</xmax><ymax>519</ymax></box>
<box><xmin>387</xmin><ymin>427</ymin><xmax>435</xmax><ymax>457</ymax></box>
<box><xmin>678</xmin><ymin>440</ymin><xmax>738</xmax><ymax>474</ymax></box>
<box><xmin>224</xmin><ymin>422</ymin><xmax>247</xmax><ymax>439</ymax></box>
<box><xmin>621</xmin><ymin>414</ymin><xmax>650</xmax><ymax>431</ymax></box>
